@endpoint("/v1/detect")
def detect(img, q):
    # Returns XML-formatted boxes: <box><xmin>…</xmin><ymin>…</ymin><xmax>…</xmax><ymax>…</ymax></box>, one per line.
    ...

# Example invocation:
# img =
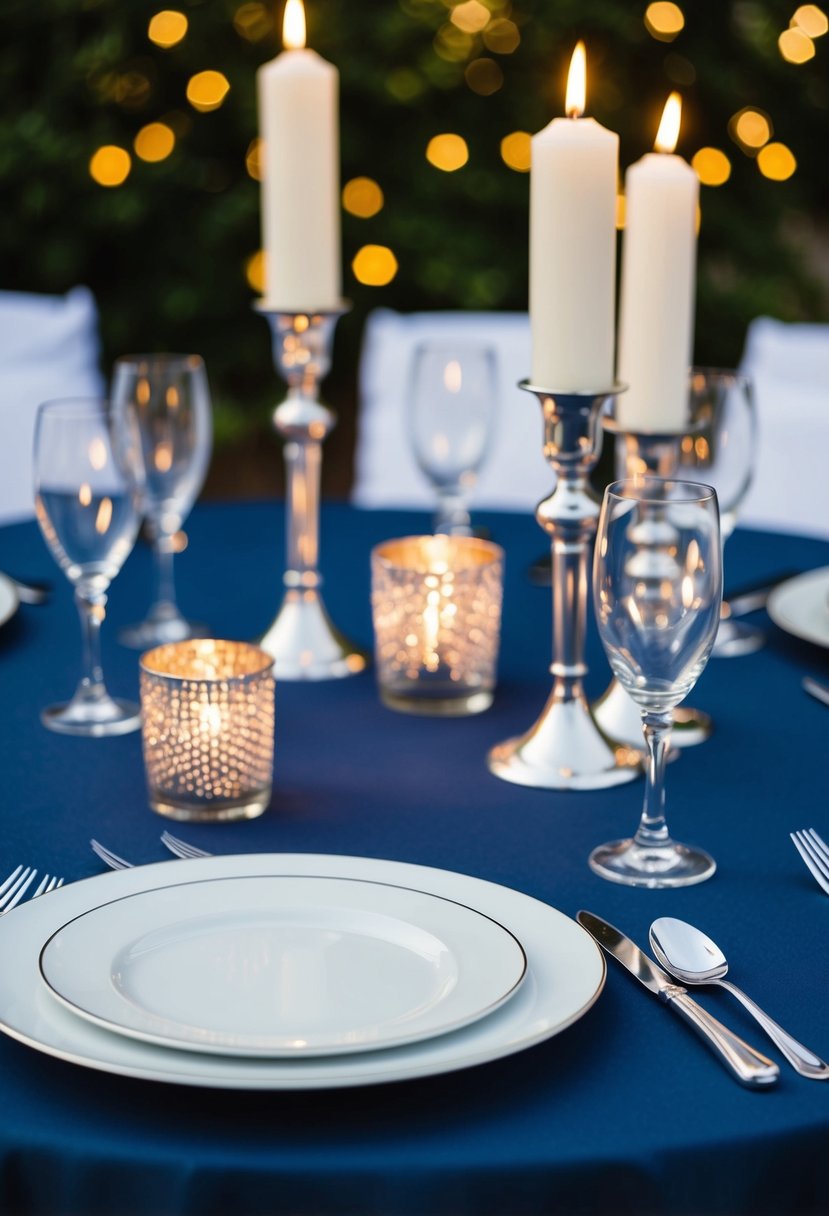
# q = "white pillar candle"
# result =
<box><xmin>530</xmin><ymin>43</ymin><xmax>618</xmax><ymax>390</ymax></box>
<box><xmin>617</xmin><ymin>93</ymin><xmax>699</xmax><ymax>432</ymax></box>
<box><xmin>257</xmin><ymin>0</ymin><xmax>341</xmax><ymax>311</ymax></box>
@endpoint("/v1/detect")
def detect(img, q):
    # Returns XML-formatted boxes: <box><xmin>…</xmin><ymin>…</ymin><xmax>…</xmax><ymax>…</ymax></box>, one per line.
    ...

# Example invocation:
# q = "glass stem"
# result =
<box><xmin>151</xmin><ymin>533</ymin><xmax>178</xmax><ymax>617</ymax></box>
<box><xmin>434</xmin><ymin>487</ymin><xmax>471</xmax><ymax>535</ymax></box>
<box><xmin>74</xmin><ymin>587</ymin><xmax>108</xmax><ymax>704</ymax></box>
<box><xmin>633</xmin><ymin>709</ymin><xmax>674</xmax><ymax>848</ymax></box>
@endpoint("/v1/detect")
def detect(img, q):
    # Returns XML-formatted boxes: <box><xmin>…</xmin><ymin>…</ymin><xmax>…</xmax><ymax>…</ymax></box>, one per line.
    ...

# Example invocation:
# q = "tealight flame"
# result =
<box><xmin>565</xmin><ymin>41</ymin><xmax>586</xmax><ymax>118</ymax></box>
<box><xmin>654</xmin><ymin>92</ymin><xmax>682</xmax><ymax>153</ymax></box>
<box><xmin>283</xmin><ymin>0</ymin><xmax>306</xmax><ymax>49</ymax></box>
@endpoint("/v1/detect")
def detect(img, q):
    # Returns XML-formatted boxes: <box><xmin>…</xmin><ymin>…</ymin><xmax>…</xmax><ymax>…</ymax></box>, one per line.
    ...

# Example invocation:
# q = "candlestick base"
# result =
<box><xmin>487</xmin><ymin>380</ymin><xmax>639</xmax><ymax>791</ymax></box>
<box><xmin>254</xmin><ymin>302</ymin><xmax>368</xmax><ymax>681</ymax></box>
<box><xmin>257</xmin><ymin>588</ymin><xmax>367</xmax><ymax>681</ymax></box>
<box><xmin>488</xmin><ymin>690</ymin><xmax>641</xmax><ymax>790</ymax></box>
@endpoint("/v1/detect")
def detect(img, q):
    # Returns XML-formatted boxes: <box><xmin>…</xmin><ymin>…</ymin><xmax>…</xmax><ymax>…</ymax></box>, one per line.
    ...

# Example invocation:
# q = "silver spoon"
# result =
<box><xmin>650</xmin><ymin>917</ymin><xmax>829</xmax><ymax>1080</ymax></box>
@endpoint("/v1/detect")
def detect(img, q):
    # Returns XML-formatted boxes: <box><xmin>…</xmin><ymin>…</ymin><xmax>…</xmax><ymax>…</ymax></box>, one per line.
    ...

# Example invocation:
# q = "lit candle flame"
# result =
<box><xmin>565</xmin><ymin>41</ymin><xmax>586</xmax><ymax>119</ymax></box>
<box><xmin>654</xmin><ymin>92</ymin><xmax>682</xmax><ymax>154</ymax></box>
<box><xmin>283</xmin><ymin>0</ymin><xmax>306</xmax><ymax>50</ymax></box>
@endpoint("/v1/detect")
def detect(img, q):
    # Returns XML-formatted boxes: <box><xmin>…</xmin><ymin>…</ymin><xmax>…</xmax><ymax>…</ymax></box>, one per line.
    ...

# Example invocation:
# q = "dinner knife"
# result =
<box><xmin>577</xmin><ymin>911</ymin><xmax>779</xmax><ymax>1088</ymax></box>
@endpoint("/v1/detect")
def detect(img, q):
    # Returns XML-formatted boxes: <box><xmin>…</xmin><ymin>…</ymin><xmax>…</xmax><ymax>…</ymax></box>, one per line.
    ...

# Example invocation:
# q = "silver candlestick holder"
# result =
<box><xmin>487</xmin><ymin>381</ymin><xmax>640</xmax><ymax>790</ymax></box>
<box><xmin>254</xmin><ymin>302</ymin><xmax>368</xmax><ymax>680</ymax></box>
<box><xmin>591</xmin><ymin>417</ymin><xmax>712</xmax><ymax>750</ymax></box>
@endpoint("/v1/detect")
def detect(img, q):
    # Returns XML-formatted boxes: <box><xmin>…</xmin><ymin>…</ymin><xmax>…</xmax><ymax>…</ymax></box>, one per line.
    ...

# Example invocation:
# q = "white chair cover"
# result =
<box><xmin>352</xmin><ymin>308</ymin><xmax>551</xmax><ymax>513</ymax></box>
<box><xmin>738</xmin><ymin>316</ymin><xmax>829</xmax><ymax>538</ymax></box>
<box><xmin>0</xmin><ymin>287</ymin><xmax>105</xmax><ymax>523</ymax></box>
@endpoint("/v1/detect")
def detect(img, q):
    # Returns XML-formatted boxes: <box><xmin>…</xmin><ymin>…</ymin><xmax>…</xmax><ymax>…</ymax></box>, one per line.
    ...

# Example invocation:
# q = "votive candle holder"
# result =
<box><xmin>140</xmin><ymin>639</ymin><xmax>275</xmax><ymax>821</ymax></box>
<box><xmin>371</xmin><ymin>535</ymin><xmax>504</xmax><ymax>716</ymax></box>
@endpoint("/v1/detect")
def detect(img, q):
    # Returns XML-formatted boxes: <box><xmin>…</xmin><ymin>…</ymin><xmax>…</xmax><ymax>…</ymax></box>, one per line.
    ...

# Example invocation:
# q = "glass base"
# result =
<box><xmin>713</xmin><ymin>617</ymin><xmax>766</xmax><ymax>658</ymax></box>
<box><xmin>380</xmin><ymin>688</ymin><xmax>493</xmax><ymax>716</ymax></box>
<box><xmin>149</xmin><ymin>786</ymin><xmax>271</xmax><ymax>822</ymax></box>
<box><xmin>588</xmin><ymin>837</ymin><xmax>716</xmax><ymax>889</ymax></box>
<box><xmin>41</xmin><ymin>696</ymin><xmax>141</xmax><ymax>737</ymax></box>
<box><xmin>119</xmin><ymin>614</ymin><xmax>209</xmax><ymax>650</ymax></box>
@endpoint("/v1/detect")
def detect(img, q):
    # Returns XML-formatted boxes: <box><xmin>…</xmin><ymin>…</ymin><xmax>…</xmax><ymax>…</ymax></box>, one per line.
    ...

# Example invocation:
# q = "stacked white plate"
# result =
<box><xmin>0</xmin><ymin>853</ymin><xmax>605</xmax><ymax>1089</ymax></box>
<box><xmin>768</xmin><ymin>567</ymin><xmax>829</xmax><ymax>650</ymax></box>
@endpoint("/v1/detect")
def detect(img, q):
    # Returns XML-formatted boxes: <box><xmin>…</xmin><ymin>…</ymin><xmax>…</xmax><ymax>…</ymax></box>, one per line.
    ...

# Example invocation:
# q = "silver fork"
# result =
<box><xmin>0</xmin><ymin>866</ymin><xmax>62</xmax><ymax>913</ymax></box>
<box><xmin>89</xmin><ymin>839</ymin><xmax>133</xmax><ymax>871</ymax></box>
<box><xmin>790</xmin><ymin>828</ymin><xmax>829</xmax><ymax>896</ymax></box>
<box><xmin>90</xmin><ymin>834</ymin><xmax>212</xmax><ymax>871</ymax></box>
<box><xmin>160</xmin><ymin>831</ymin><xmax>212</xmax><ymax>859</ymax></box>
<box><xmin>0</xmin><ymin>866</ymin><xmax>37</xmax><ymax>913</ymax></box>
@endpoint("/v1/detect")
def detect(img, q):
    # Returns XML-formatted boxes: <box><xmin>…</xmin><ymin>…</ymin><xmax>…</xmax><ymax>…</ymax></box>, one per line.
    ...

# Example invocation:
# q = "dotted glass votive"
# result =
<box><xmin>371</xmin><ymin>535</ymin><xmax>504</xmax><ymax>716</ymax></box>
<box><xmin>140</xmin><ymin>639</ymin><xmax>275</xmax><ymax>821</ymax></box>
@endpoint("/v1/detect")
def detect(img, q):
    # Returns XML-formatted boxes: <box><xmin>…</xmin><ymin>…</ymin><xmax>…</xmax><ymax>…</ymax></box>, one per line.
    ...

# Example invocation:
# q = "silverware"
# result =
<box><xmin>803</xmin><ymin>677</ymin><xmax>829</xmax><ymax>709</ymax></box>
<box><xmin>649</xmin><ymin>917</ymin><xmax>829</xmax><ymax>1080</ymax></box>
<box><xmin>160</xmin><ymin>831</ymin><xmax>212</xmax><ymax>859</ymax></box>
<box><xmin>576</xmin><ymin>911</ymin><xmax>779</xmax><ymax>1087</ymax></box>
<box><xmin>720</xmin><ymin>571</ymin><xmax>800</xmax><ymax>619</ymax></box>
<box><xmin>0</xmin><ymin>866</ymin><xmax>37</xmax><ymax>913</ymax></box>
<box><xmin>790</xmin><ymin>828</ymin><xmax>829</xmax><ymax>896</ymax></box>
<box><xmin>90</xmin><ymin>833</ymin><xmax>212</xmax><ymax>870</ymax></box>
<box><xmin>89</xmin><ymin>839</ymin><xmax>133</xmax><ymax>870</ymax></box>
<box><xmin>0</xmin><ymin>866</ymin><xmax>62</xmax><ymax>913</ymax></box>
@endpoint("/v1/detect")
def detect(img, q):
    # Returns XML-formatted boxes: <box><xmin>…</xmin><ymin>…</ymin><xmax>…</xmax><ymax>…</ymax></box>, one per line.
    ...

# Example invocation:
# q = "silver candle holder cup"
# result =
<box><xmin>140</xmin><ymin>639</ymin><xmax>275</xmax><ymax>822</ymax></box>
<box><xmin>371</xmin><ymin>534</ymin><xmax>504</xmax><ymax>716</ymax></box>
<box><xmin>254</xmin><ymin>303</ymin><xmax>368</xmax><ymax>680</ymax></box>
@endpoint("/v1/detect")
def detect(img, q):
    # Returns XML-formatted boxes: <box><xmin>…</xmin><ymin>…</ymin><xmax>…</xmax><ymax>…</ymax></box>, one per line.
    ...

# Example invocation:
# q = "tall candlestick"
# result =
<box><xmin>616</xmin><ymin>93</ymin><xmax>699</xmax><ymax>432</ymax></box>
<box><xmin>530</xmin><ymin>42</ymin><xmax>618</xmax><ymax>390</ymax></box>
<box><xmin>257</xmin><ymin>0</ymin><xmax>341</xmax><ymax>310</ymax></box>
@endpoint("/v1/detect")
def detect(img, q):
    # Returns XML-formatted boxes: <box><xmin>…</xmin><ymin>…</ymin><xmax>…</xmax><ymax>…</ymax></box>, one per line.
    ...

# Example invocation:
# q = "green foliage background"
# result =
<box><xmin>1</xmin><ymin>0</ymin><xmax>827</xmax><ymax>492</ymax></box>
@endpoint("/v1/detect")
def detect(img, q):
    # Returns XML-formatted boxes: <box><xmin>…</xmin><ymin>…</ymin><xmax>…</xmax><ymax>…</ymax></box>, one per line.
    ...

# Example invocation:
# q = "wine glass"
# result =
<box><xmin>111</xmin><ymin>354</ymin><xmax>212</xmax><ymax>648</ymax></box>
<box><xmin>683</xmin><ymin>369</ymin><xmax>759</xmax><ymax>656</ymax></box>
<box><xmin>590</xmin><ymin>477</ymin><xmax>723</xmax><ymax>887</ymax></box>
<box><xmin>408</xmin><ymin>342</ymin><xmax>496</xmax><ymax>535</ymax></box>
<box><xmin>34</xmin><ymin>399</ymin><xmax>141</xmax><ymax>735</ymax></box>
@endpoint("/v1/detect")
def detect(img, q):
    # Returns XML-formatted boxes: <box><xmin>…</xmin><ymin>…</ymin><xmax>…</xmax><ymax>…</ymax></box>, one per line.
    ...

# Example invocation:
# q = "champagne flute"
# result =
<box><xmin>590</xmin><ymin>477</ymin><xmax>723</xmax><ymax>887</ymax></box>
<box><xmin>34</xmin><ymin>399</ymin><xmax>141</xmax><ymax>735</ymax></box>
<box><xmin>408</xmin><ymin>342</ymin><xmax>496</xmax><ymax>535</ymax></box>
<box><xmin>111</xmin><ymin>354</ymin><xmax>212</xmax><ymax>648</ymax></box>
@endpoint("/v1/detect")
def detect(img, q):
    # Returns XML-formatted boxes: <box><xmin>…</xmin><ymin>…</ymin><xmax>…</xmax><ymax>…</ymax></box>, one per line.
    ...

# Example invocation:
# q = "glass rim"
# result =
<box><xmin>372</xmin><ymin>534</ymin><xmax>504</xmax><ymax>573</ymax></box>
<box><xmin>605</xmin><ymin>476</ymin><xmax>718</xmax><ymax>505</ymax></box>
<box><xmin>113</xmin><ymin>353</ymin><xmax>205</xmax><ymax>372</ymax></box>
<box><xmin>140</xmin><ymin>639</ymin><xmax>274</xmax><ymax>683</ymax></box>
<box><xmin>411</xmin><ymin>340</ymin><xmax>497</xmax><ymax>359</ymax></box>
<box><xmin>36</xmin><ymin>397</ymin><xmax>112</xmax><ymax>420</ymax></box>
<box><xmin>689</xmin><ymin>365</ymin><xmax>750</xmax><ymax>387</ymax></box>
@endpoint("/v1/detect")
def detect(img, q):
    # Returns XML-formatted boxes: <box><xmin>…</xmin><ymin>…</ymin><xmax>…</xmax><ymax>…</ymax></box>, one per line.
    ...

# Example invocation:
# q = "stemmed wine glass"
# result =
<box><xmin>408</xmin><ymin>342</ymin><xmax>496</xmax><ymax>535</ymax></box>
<box><xmin>34</xmin><ymin>399</ymin><xmax>141</xmax><ymax>735</ymax></box>
<box><xmin>111</xmin><ymin>354</ymin><xmax>212</xmax><ymax>648</ymax></box>
<box><xmin>590</xmin><ymin>477</ymin><xmax>723</xmax><ymax>887</ymax></box>
<box><xmin>683</xmin><ymin>369</ymin><xmax>759</xmax><ymax>656</ymax></box>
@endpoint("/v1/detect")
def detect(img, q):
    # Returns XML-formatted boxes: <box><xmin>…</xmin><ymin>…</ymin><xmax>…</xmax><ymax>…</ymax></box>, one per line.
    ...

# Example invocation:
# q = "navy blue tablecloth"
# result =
<box><xmin>1</xmin><ymin>501</ymin><xmax>828</xmax><ymax>1216</ymax></box>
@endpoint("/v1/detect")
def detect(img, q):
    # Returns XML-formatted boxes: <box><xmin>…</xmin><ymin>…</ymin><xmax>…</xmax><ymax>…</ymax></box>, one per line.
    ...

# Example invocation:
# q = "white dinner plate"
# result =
<box><xmin>0</xmin><ymin>572</ymin><xmax>19</xmax><ymax>629</ymax></box>
<box><xmin>0</xmin><ymin>854</ymin><xmax>604</xmax><ymax>1089</ymax></box>
<box><xmin>767</xmin><ymin>566</ymin><xmax>829</xmax><ymax>649</ymax></box>
<box><xmin>39</xmin><ymin>874</ymin><xmax>527</xmax><ymax>1056</ymax></box>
